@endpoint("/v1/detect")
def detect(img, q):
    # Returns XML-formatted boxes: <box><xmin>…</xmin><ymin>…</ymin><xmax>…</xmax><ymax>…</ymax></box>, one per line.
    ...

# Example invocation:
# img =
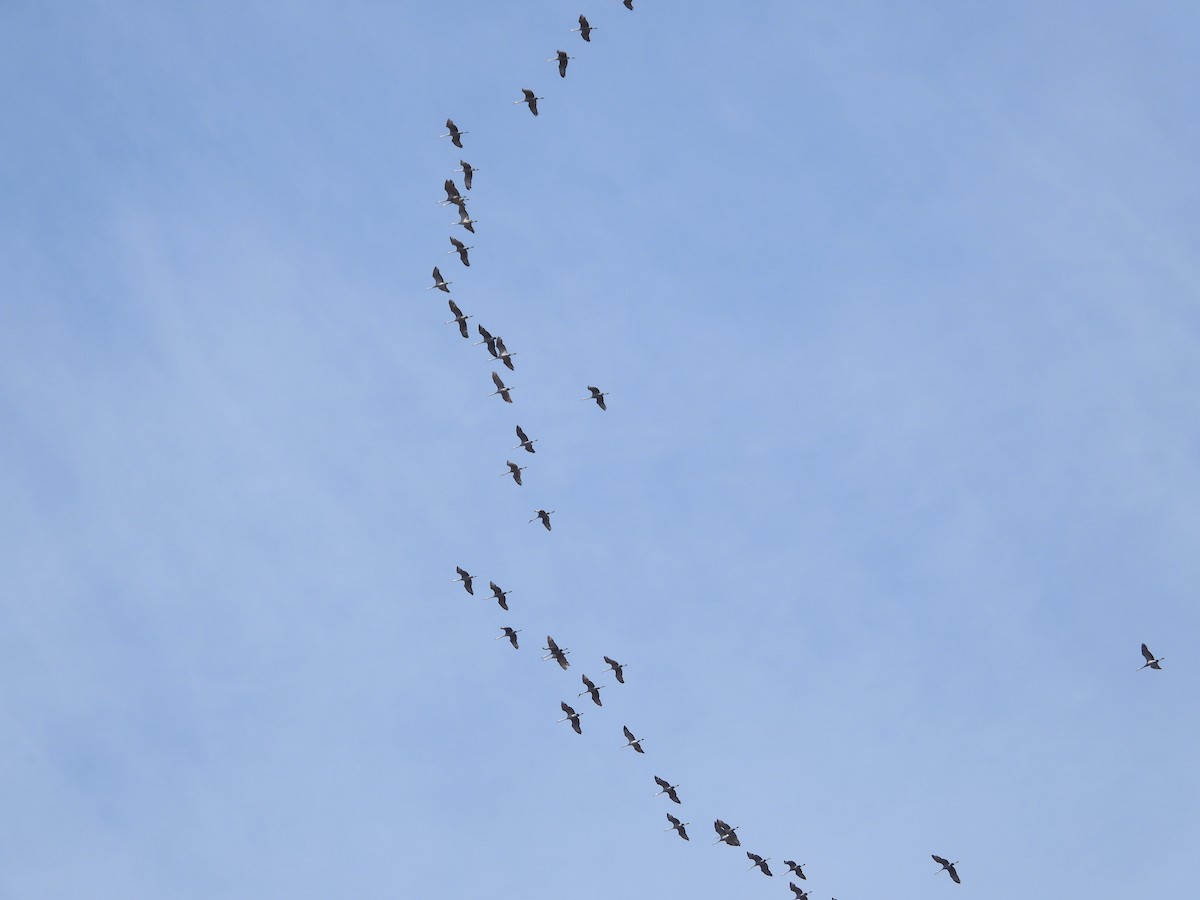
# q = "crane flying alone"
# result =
<box><xmin>530</xmin><ymin>509</ymin><xmax>554</xmax><ymax>531</ymax></box>
<box><xmin>1139</xmin><ymin>643</ymin><xmax>1164</xmax><ymax>670</ymax></box>
<box><xmin>603</xmin><ymin>655</ymin><xmax>626</xmax><ymax>683</ymax></box>
<box><xmin>584</xmin><ymin>385</ymin><xmax>608</xmax><ymax>410</ymax></box>
<box><xmin>932</xmin><ymin>855</ymin><xmax>961</xmax><ymax>884</ymax></box>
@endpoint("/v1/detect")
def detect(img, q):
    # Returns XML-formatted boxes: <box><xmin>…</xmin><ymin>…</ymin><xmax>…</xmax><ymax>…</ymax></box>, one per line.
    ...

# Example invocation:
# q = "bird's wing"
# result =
<box><xmin>623</xmin><ymin>725</ymin><xmax>634</xmax><ymax>741</ymax></box>
<box><xmin>450</xmin><ymin>237</ymin><xmax>462</xmax><ymax>250</ymax></box>
<box><xmin>1141</xmin><ymin>643</ymin><xmax>1154</xmax><ymax>662</ymax></box>
<box><xmin>932</xmin><ymin>855</ymin><xmax>949</xmax><ymax>867</ymax></box>
<box><xmin>455</xmin><ymin>566</ymin><xmax>468</xmax><ymax>579</ymax></box>
<box><xmin>489</xmin><ymin>581</ymin><xmax>500</xmax><ymax>593</ymax></box>
<box><xmin>478</xmin><ymin>324</ymin><xmax>492</xmax><ymax>339</ymax></box>
<box><xmin>714</xmin><ymin>819</ymin><xmax>730</xmax><ymax>835</ymax></box>
<box><xmin>446</xmin><ymin>118</ymin><xmax>455</xmax><ymax>129</ymax></box>
<box><xmin>667</xmin><ymin>813</ymin><xmax>680</xmax><ymax>827</ymax></box>
<box><xmin>492</xmin><ymin>372</ymin><xmax>504</xmax><ymax>389</ymax></box>
<box><xmin>588</xmin><ymin>385</ymin><xmax>600</xmax><ymax>395</ymax></box>
<box><xmin>560</xmin><ymin>701</ymin><xmax>574</xmax><ymax>715</ymax></box>
<box><xmin>582</xmin><ymin>675</ymin><xmax>595</xmax><ymax>690</ymax></box>
<box><xmin>522</xmin><ymin>89</ymin><xmax>534</xmax><ymax>100</ymax></box>
<box><xmin>448</xmin><ymin>299</ymin><xmax>463</xmax><ymax>316</ymax></box>
<box><xmin>948</xmin><ymin>866</ymin><xmax>960</xmax><ymax>884</ymax></box>
<box><xmin>516</xmin><ymin>425</ymin><xmax>529</xmax><ymax>441</ymax></box>
<box><xmin>654</xmin><ymin>776</ymin><xmax>669</xmax><ymax>789</ymax></box>
<box><xmin>547</xmin><ymin>636</ymin><xmax>559</xmax><ymax>652</ymax></box>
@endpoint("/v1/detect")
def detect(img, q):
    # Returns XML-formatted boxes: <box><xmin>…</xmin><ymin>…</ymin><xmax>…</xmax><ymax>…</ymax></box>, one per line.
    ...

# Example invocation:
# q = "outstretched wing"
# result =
<box><xmin>947</xmin><ymin>864</ymin><xmax>960</xmax><ymax>884</ymax></box>
<box><xmin>560</xmin><ymin>701</ymin><xmax>575</xmax><ymax>716</ymax></box>
<box><xmin>1141</xmin><ymin>643</ymin><xmax>1155</xmax><ymax>662</ymax></box>
<box><xmin>932</xmin><ymin>855</ymin><xmax>950</xmax><ymax>867</ymax></box>
<box><xmin>623</xmin><ymin>725</ymin><xmax>635</xmax><ymax>742</ymax></box>
<box><xmin>492</xmin><ymin>371</ymin><xmax>505</xmax><ymax>390</ymax></box>
<box><xmin>654</xmin><ymin>775</ymin><xmax>670</xmax><ymax>790</ymax></box>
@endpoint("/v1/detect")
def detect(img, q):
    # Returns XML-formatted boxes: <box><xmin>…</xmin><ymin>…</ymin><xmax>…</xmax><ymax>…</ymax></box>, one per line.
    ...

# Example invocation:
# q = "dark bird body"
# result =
<box><xmin>513</xmin><ymin>425</ymin><xmax>537</xmax><ymax>454</ymax></box>
<box><xmin>488</xmin><ymin>581</ymin><xmax>511</xmax><ymax>611</ymax></box>
<box><xmin>453</xmin><ymin>566</ymin><xmax>474</xmax><ymax>595</ymax></box>
<box><xmin>430</xmin><ymin>266</ymin><xmax>451</xmax><ymax>292</ymax></box>
<box><xmin>585</xmin><ymin>385</ymin><xmax>608</xmax><ymax>410</ymax></box>
<box><xmin>490</xmin><ymin>371</ymin><xmax>513</xmax><ymax>403</ymax></box>
<box><xmin>1140</xmin><ymin>643</ymin><xmax>1164</xmax><ymax>670</ymax></box>
<box><xmin>789</xmin><ymin>885</ymin><xmax>809</xmax><ymax>900</ymax></box>
<box><xmin>530</xmin><ymin>509</ymin><xmax>554</xmax><ymax>531</ymax></box>
<box><xmin>579</xmin><ymin>674</ymin><xmax>603</xmax><ymax>706</ymax></box>
<box><xmin>475</xmin><ymin>324</ymin><xmax>498</xmax><ymax>358</ymax></box>
<box><xmin>497</xmin><ymin>626</ymin><xmax>520</xmax><ymax>649</ymax></box>
<box><xmin>442</xmin><ymin>118</ymin><xmax>465</xmax><ymax>148</ymax></box>
<box><xmin>445</xmin><ymin>299</ymin><xmax>471</xmax><ymax>338</ymax></box>
<box><xmin>504</xmin><ymin>460</ymin><xmax>525</xmax><ymax>486</ymax></box>
<box><xmin>603</xmin><ymin>655</ymin><xmax>625</xmax><ymax>683</ymax></box>
<box><xmin>572</xmin><ymin>14</ymin><xmax>594</xmax><ymax>41</ymax></box>
<box><xmin>932</xmin><ymin>855</ymin><xmax>961</xmax><ymax>884</ymax></box>
<box><xmin>783</xmin><ymin>861</ymin><xmax>807</xmax><ymax>880</ymax></box>
<box><xmin>746</xmin><ymin>853</ymin><xmax>772</xmax><ymax>876</ymax></box>
<box><xmin>456</xmin><ymin>160</ymin><xmax>475</xmax><ymax>189</ymax></box>
<box><xmin>551</xmin><ymin>50</ymin><xmax>573</xmax><ymax>77</ymax></box>
<box><xmin>621</xmin><ymin>725</ymin><xmax>645</xmax><ymax>753</ymax></box>
<box><xmin>665</xmin><ymin>813</ymin><xmax>689</xmax><ymax>840</ymax></box>
<box><xmin>516</xmin><ymin>89</ymin><xmax>541</xmax><ymax>116</ymax></box>
<box><xmin>557</xmin><ymin>701</ymin><xmax>582</xmax><ymax>734</ymax></box>
<box><xmin>448</xmin><ymin>236</ymin><xmax>472</xmax><ymax>266</ymax></box>
<box><xmin>653</xmin><ymin>776</ymin><xmax>681</xmax><ymax>804</ymax></box>
<box><xmin>713</xmin><ymin>819</ymin><xmax>741</xmax><ymax>847</ymax></box>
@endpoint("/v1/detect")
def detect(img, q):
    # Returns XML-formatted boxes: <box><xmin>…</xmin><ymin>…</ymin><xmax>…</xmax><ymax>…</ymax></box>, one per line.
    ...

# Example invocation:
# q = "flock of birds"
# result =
<box><xmin>427</xmin><ymin>4</ymin><xmax>1169</xmax><ymax>896</ymax></box>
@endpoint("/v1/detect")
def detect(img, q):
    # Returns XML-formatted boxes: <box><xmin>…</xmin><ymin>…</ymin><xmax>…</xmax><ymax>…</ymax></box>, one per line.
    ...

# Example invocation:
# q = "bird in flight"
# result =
<box><xmin>452</xmin><ymin>566</ymin><xmax>474</xmax><ymax>595</ymax></box>
<box><xmin>530</xmin><ymin>509</ymin><xmax>554</xmax><ymax>531</ymax></box>
<box><xmin>556</xmin><ymin>701</ymin><xmax>583</xmax><ymax>734</ymax></box>
<box><xmin>444</xmin><ymin>299</ymin><xmax>471</xmax><ymax>338</ymax></box>
<box><xmin>494</xmin><ymin>336</ymin><xmax>515</xmax><ymax>371</ymax></box>
<box><xmin>453</xmin><ymin>206</ymin><xmax>477</xmax><ymax>233</ymax></box>
<box><xmin>455</xmin><ymin>159</ymin><xmax>475</xmax><ymax>190</ymax></box>
<box><xmin>502</xmin><ymin>460</ymin><xmax>525</xmax><ymax>486</ymax></box>
<box><xmin>512</xmin><ymin>425</ymin><xmax>537</xmax><ymax>454</ymax></box>
<box><xmin>653</xmin><ymin>776</ymin><xmax>681</xmax><ymax>804</ymax></box>
<box><xmin>664</xmin><ymin>813</ymin><xmax>689</xmax><ymax>840</ymax></box>
<box><xmin>746</xmin><ymin>852</ymin><xmax>772</xmax><ymax>876</ymax></box>
<box><xmin>932</xmin><ymin>855</ymin><xmax>961</xmax><ymax>884</ymax></box>
<box><xmin>515</xmin><ymin>88</ymin><xmax>542</xmax><ymax>116</ymax></box>
<box><xmin>578</xmin><ymin>674</ymin><xmax>604</xmax><ymax>706</ymax></box>
<box><xmin>490</xmin><ymin>371</ymin><xmax>513</xmax><ymax>403</ymax></box>
<box><xmin>783</xmin><ymin>861</ymin><xmax>807</xmax><ymax>880</ymax></box>
<box><xmin>603</xmin><ymin>655</ymin><xmax>626</xmax><ymax>683</ymax></box>
<box><xmin>429</xmin><ymin>266</ymin><xmax>451</xmax><ymax>292</ymax></box>
<box><xmin>571</xmin><ymin>15</ymin><xmax>594</xmax><ymax>42</ymax></box>
<box><xmin>488</xmin><ymin>581</ymin><xmax>511</xmax><ymax>611</ymax></box>
<box><xmin>583</xmin><ymin>385</ymin><xmax>608</xmax><ymax>410</ymax></box>
<box><xmin>549</xmin><ymin>50</ymin><xmax>573</xmax><ymax>78</ymax></box>
<box><xmin>713</xmin><ymin>819</ymin><xmax>741</xmax><ymax>847</ymax></box>
<box><xmin>441</xmin><ymin>118</ymin><xmax>466</xmax><ymax>148</ymax></box>
<box><xmin>1139</xmin><ymin>643</ymin><xmax>1164</xmax><ymax>670</ymax></box>
<box><xmin>475</xmin><ymin>324</ymin><xmax>499</xmax><ymax>358</ymax></box>
<box><xmin>495</xmin><ymin>627</ymin><xmax>520</xmax><ymax>649</ymax></box>
<box><xmin>621</xmin><ymin>725</ymin><xmax>645</xmax><ymax>753</ymax></box>
<box><xmin>788</xmin><ymin>884</ymin><xmax>809</xmax><ymax>900</ymax></box>
<box><xmin>543</xmin><ymin>635</ymin><xmax>570</xmax><ymax>669</ymax></box>
<box><xmin>615</xmin><ymin>0</ymin><xmax>634</xmax><ymax>8</ymax></box>
<box><xmin>448</xmin><ymin>236</ymin><xmax>472</xmax><ymax>266</ymax></box>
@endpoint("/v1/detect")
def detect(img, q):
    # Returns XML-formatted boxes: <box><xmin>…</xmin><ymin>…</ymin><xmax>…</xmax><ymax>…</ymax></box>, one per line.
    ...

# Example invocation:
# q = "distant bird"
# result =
<box><xmin>448</xmin><ymin>236</ymin><xmax>472</xmax><ymax>266</ymax></box>
<box><xmin>932</xmin><ymin>855</ymin><xmax>961</xmax><ymax>884</ymax></box>
<box><xmin>502</xmin><ymin>460</ymin><xmax>525</xmax><ymax>486</ymax></box>
<box><xmin>529</xmin><ymin>509</ymin><xmax>554</xmax><ymax>531</ymax></box>
<box><xmin>454</xmin><ymin>206</ymin><xmax>477</xmax><ymax>233</ymax></box>
<box><xmin>441</xmin><ymin>179</ymin><xmax>464</xmax><ymax>206</ymax></box>
<box><xmin>713</xmin><ymin>819</ymin><xmax>741</xmax><ymax>847</ymax></box>
<box><xmin>454</xmin><ymin>159</ymin><xmax>476</xmax><ymax>190</ymax></box>
<box><xmin>488</xmin><ymin>581</ymin><xmax>511</xmax><ymax>611</ymax></box>
<box><xmin>475</xmin><ymin>324</ymin><xmax>499</xmax><ymax>358</ymax></box>
<box><xmin>441</xmin><ymin>118</ymin><xmax>465</xmax><ymax>148</ymax></box>
<box><xmin>444</xmin><ymin>299</ymin><xmax>471</xmax><ymax>338</ymax></box>
<box><xmin>571</xmin><ymin>14</ymin><xmax>595</xmax><ymax>41</ymax></box>
<box><xmin>583</xmin><ymin>385</ymin><xmax>608</xmax><ymax>410</ymax></box>
<box><xmin>496</xmin><ymin>626</ymin><xmax>521</xmax><ymax>649</ymax></box>
<box><xmin>746</xmin><ymin>853</ymin><xmax>772</xmax><ymax>876</ymax></box>
<box><xmin>664</xmin><ymin>813</ymin><xmax>689</xmax><ymax>841</ymax></box>
<box><xmin>543</xmin><ymin>635</ymin><xmax>570</xmax><ymax>669</ymax></box>
<box><xmin>578</xmin><ymin>674</ymin><xmax>604</xmax><ymax>706</ymax></box>
<box><xmin>495</xmin><ymin>336</ymin><xmax>516</xmax><ymax>371</ymax></box>
<box><xmin>603</xmin><ymin>655</ymin><xmax>626</xmax><ymax>684</ymax></box>
<box><xmin>653</xmin><ymin>776</ymin><xmax>681</xmax><ymax>804</ymax></box>
<box><xmin>452</xmin><ymin>566</ymin><xmax>474</xmax><ymax>595</ymax></box>
<box><xmin>1140</xmin><ymin>643</ymin><xmax>1164</xmax><ymax>670</ymax></box>
<box><xmin>549</xmin><ymin>50</ymin><xmax>573</xmax><ymax>77</ymax></box>
<box><xmin>615</xmin><ymin>0</ymin><xmax>634</xmax><ymax>8</ymax></box>
<box><xmin>621</xmin><ymin>725</ymin><xmax>645</xmax><ymax>753</ymax></box>
<box><xmin>489</xmin><ymin>371</ymin><xmax>513</xmax><ymax>403</ymax></box>
<box><xmin>783</xmin><ymin>861</ymin><xmax>807</xmax><ymax>880</ymax></box>
<box><xmin>556</xmin><ymin>701</ymin><xmax>583</xmax><ymax>734</ymax></box>
<box><xmin>512</xmin><ymin>425</ymin><xmax>537</xmax><ymax>454</ymax></box>
<box><xmin>788</xmin><ymin>884</ymin><xmax>809</xmax><ymax>900</ymax></box>
<box><xmin>429</xmin><ymin>266</ymin><xmax>451</xmax><ymax>292</ymax></box>
<box><xmin>515</xmin><ymin>88</ymin><xmax>542</xmax><ymax>116</ymax></box>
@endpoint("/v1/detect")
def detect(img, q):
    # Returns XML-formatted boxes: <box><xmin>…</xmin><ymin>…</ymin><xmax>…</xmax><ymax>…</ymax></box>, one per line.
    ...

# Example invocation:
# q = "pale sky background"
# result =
<box><xmin>2</xmin><ymin>2</ymin><xmax>1198</xmax><ymax>898</ymax></box>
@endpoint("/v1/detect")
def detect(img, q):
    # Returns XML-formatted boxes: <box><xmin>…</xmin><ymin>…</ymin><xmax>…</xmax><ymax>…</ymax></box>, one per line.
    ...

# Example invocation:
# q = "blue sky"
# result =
<box><xmin>2</xmin><ymin>2</ymin><xmax>1198</xmax><ymax>897</ymax></box>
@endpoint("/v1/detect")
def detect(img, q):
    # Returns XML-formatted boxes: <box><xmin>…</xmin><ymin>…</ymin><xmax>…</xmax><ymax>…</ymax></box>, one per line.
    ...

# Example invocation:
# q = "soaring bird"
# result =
<box><xmin>713</xmin><ymin>820</ymin><xmax>741</xmax><ymax>847</ymax></box>
<box><xmin>448</xmin><ymin>236</ymin><xmax>472</xmax><ymax>266</ymax></box>
<box><xmin>490</xmin><ymin>372</ymin><xmax>513</xmax><ymax>403</ymax></box>
<box><xmin>932</xmin><ymin>855</ymin><xmax>961</xmax><ymax>884</ymax></box>
<box><xmin>746</xmin><ymin>853</ymin><xmax>772</xmax><ymax>876</ymax></box>
<box><xmin>584</xmin><ymin>385</ymin><xmax>608</xmax><ymax>410</ymax></box>
<box><xmin>513</xmin><ymin>425</ymin><xmax>537</xmax><ymax>454</ymax></box>
<box><xmin>783</xmin><ymin>861</ymin><xmax>807</xmax><ymax>880</ymax></box>
<box><xmin>441</xmin><ymin>178</ymin><xmax>464</xmax><ymax>206</ymax></box>
<box><xmin>571</xmin><ymin>14</ymin><xmax>594</xmax><ymax>41</ymax></box>
<box><xmin>452</xmin><ymin>566</ymin><xmax>474</xmax><ymax>595</ymax></box>
<box><xmin>653</xmin><ymin>776</ymin><xmax>681</xmax><ymax>804</ymax></box>
<box><xmin>455</xmin><ymin>159</ymin><xmax>476</xmax><ymax>190</ymax></box>
<box><xmin>549</xmin><ymin>50</ymin><xmax>573</xmax><ymax>77</ymax></box>
<box><xmin>665</xmin><ymin>813</ymin><xmax>689</xmax><ymax>840</ymax></box>
<box><xmin>488</xmin><ymin>581</ymin><xmax>511</xmax><ymax>611</ymax></box>
<box><xmin>789</xmin><ymin>885</ymin><xmax>809</xmax><ymax>900</ymax></box>
<box><xmin>502</xmin><ymin>460</ymin><xmax>525</xmax><ymax>486</ymax></box>
<box><xmin>495</xmin><ymin>336</ymin><xmax>516</xmax><ymax>371</ymax></box>
<box><xmin>1140</xmin><ymin>643</ymin><xmax>1164</xmax><ymax>670</ymax></box>
<box><xmin>429</xmin><ymin>266</ymin><xmax>451</xmax><ymax>292</ymax></box>
<box><xmin>603</xmin><ymin>655</ymin><xmax>626</xmax><ymax>684</ymax></box>
<box><xmin>557</xmin><ymin>701</ymin><xmax>582</xmax><ymax>734</ymax></box>
<box><xmin>578</xmin><ymin>674</ymin><xmax>604</xmax><ymax>706</ymax></box>
<box><xmin>454</xmin><ymin>206</ymin><xmax>477</xmax><ymax>233</ymax></box>
<box><xmin>441</xmin><ymin>118</ymin><xmax>465</xmax><ymax>148</ymax></box>
<box><xmin>543</xmin><ymin>636</ymin><xmax>570</xmax><ymax>669</ymax></box>
<box><xmin>444</xmin><ymin>299</ymin><xmax>471</xmax><ymax>338</ymax></box>
<box><xmin>530</xmin><ymin>509</ymin><xmax>554</xmax><ymax>531</ymax></box>
<box><xmin>616</xmin><ymin>0</ymin><xmax>634</xmax><ymax>8</ymax></box>
<box><xmin>496</xmin><ymin>626</ymin><xmax>520</xmax><ymax>649</ymax></box>
<box><xmin>475</xmin><ymin>324</ymin><xmax>499</xmax><ymax>358</ymax></box>
<box><xmin>621</xmin><ymin>725</ymin><xmax>645</xmax><ymax>753</ymax></box>
<box><xmin>515</xmin><ymin>88</ymin><xmax>542</xmax><ymax>116</ymax></box>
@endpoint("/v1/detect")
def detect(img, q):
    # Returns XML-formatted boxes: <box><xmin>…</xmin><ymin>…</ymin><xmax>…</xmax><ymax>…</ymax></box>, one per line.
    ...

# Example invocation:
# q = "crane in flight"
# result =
<box><xmin>530</xmin><ymin>509</ymin><xmax>554</xmax><ymax>531</ymax></box>
<box><xmin>512</xmin><ymin>425</ymin><xmax>537</xmax><ymax>454</ymax></box>
<box><xmin>543</xmin><ymin>636</ymin><xmax>570</xmax><ymax>669</ymax></box>
<box><xmin>1139</xmin><ymin>643</ymin><xmax>1165</xmax><ymax>670</ymax></box>
<box><xmin>440</xmin><ymin>179</ymin><xmax>464</xmax><ymax>208</ymax></box>
<box><xmin>932</xmin><ymin>855</ymin><xmax>961</xmax><ymax>884</ymax></box>
<box><xmin>515</xmin><ymin>89</ymin><xmax>542</xmax><ymax>116</ymax></box>
<box><xmin>496</xmin><ymin>627</ymin><xmax>520</xmax><ymax>649</ymax></box>
<box><xmin>578</xmin><ymin>674</ymin><xmax>604</xmax><ymax>706</ymax></box>
<box><xmin>429</xmin><ymin>266</ymin><xmax>451</xmax><ymax>292</ymax></box>
<box><xmin>570</xmin><ymin>15</ymin><xmax>594</xmax><ymax>42</ymax></box>
<box><xmin>502</xmin><ymin>460</ymin><xmax>526</xmax><ymax>486</ymax></box>
<box><xmin>448</xmin><ymin>236</ymin><xmax>472</xmax><ymax>266</ymax></box>
<box><xmin>452</xmin><ymin>566</ymin><xmax>474</xmax><ymax>595</ymax></box>
<box><xmin>713</xmin><ymin>819</ymin><xmax>741</xmax><ymax>847</ymax></box>
<box><xmin>664</xmin><ymin>813</ymin><xmax>689</xmax><ymax>841</ymax></box>
<box><xmin>549</xmin><ymin>50</ymin><xmax>573</xmax><ymax>77</ymax></box>
<box><xmin>746</xmin><ymin>853</ymin><xmax>772</xmax><ymax>876</ymax></box>
<box><xmin>603</xmin><ymin>655</ymin><xmax>626</xmax><ymax>683</ymax></box>
<box><xmin>440</xmin><ymin>118</ymin><xmax>466</xmax><ymax>148</ymax></box>
<box><xmin>556</xmin><ymin>701</ymin><xmax>583</xmax><ymax>734</ymax></box>
<box><xmin>488</xmin><ymin>581</ymin><xmax>512</xmax><ymax>611</ymax></box>
<box><xmin>653</xmin><ymin>776</ymin><xmax>681</xmax><ymax>804</ymax></box>
<box><xmin>454</xmin><ymin>160</ymin><xmax>475</xmax><ymax>190</ymax></box>
<box><xmin>620</xmin><ymin>725</ymin><xmax>645</xmax><ymax>753</ymax></box>
<box><xmin>494</xmin><ymin>336</ymin><xmax>516</xmax><ymax>371</ymax></box>
<box><xmin>583</xmin><ymin>385</ymin><xmax>608</xmax><ymax>410</ymax></box>
<box><xmin>614</xmin><ymin>0</ymin><xmax>634</xmax><ymax>8</ymax></box>
<box><xmin>453</xmin><ymin>206</ymin><xmax>478</xmax><ymax>233</ymax></box>
<box><xmin>788</xmin><ymin>885</ymin><xmax>809</xmax><ymax>900</ymax></box>
<box><xmin>475</xmin><ymin>324</ymin><xmax>499</xmax><ymax>358</ymax></box>
<box><xmin>782</xmin><ymin>861</ymin><xmax>807</xmax><ymax>880</ymax></box>
<box><xmin>443</xmin><ymin>299</ymin><xmax>471</xmax><ymax>338</ymax></box>
<box><xmin>489</xmin><ymin>372</ymin><xmax>513</xmax><ymax>403</ymax></box>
